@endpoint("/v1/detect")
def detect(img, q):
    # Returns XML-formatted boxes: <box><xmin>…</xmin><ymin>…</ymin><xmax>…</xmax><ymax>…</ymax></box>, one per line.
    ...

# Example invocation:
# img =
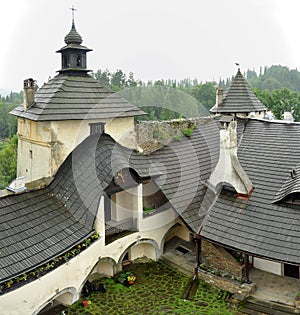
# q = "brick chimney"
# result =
<box><xmin>215</xmin><ymin>87</ymin><xmax>224</xmax><ymax>108</ymax></box>
<box><xmin>23</xmin><ymin>78</ymin><xmax>35</xmax><ymax>111</ymax></box>
<box><xmin>208</xmin><ymin>117</ymin><xmax>253</xmax><ymax>197</ymax></box>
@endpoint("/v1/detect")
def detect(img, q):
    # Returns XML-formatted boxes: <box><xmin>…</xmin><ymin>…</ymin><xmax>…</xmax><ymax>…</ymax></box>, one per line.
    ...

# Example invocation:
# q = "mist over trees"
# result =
<box><xmin>93</xmin><ymin>65</ymin><xmax>300</xmax><ymax>121</ymax></box>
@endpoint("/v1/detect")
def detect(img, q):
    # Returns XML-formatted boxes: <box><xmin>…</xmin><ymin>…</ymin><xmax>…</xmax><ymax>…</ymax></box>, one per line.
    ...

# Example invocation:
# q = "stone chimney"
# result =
<box><xmin>208</xmin><ymin>117</ymin><xmax>253</xmax><ymax>198</ymax></box>
<box><xmin>215</xmin><ymin>87</ymin><xmax>224</xmax><ymax>108</ymax></box>
<box><xmin>23</xmin><ymin>78</ymin><xmax>35</xmax><ymax>111</ymax></box>
<box><xmin>283</xmin><ymin>111</ymin><xmax>294</xmax><ymax>123</ymax></box>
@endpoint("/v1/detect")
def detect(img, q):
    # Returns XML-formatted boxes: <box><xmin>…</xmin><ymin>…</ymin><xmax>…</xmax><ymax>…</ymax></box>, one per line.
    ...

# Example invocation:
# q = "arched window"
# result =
<box><xmin>76</xmin><ymin>54</ymin><xmax>81</xmax><ymax>67</ymax></box>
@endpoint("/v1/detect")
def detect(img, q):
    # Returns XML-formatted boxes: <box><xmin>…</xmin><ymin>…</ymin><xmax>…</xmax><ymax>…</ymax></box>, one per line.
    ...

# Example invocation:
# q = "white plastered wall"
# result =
<box><xmin>253</xmin><ymin>257</ymin><xmax>281</xmax><ymax>275</ymax></box>
<box><xmin>16</xmin><ymin>116</ymin><xmax>135</xmax><ymax>183</ymax></box>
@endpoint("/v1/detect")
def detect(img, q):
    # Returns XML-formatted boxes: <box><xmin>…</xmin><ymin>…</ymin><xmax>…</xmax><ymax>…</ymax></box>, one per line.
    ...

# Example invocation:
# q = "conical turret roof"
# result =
<box><xmin>211</xmin><ymin>69</ymin><xmax>267</xmax><ymax>114</ymax></box>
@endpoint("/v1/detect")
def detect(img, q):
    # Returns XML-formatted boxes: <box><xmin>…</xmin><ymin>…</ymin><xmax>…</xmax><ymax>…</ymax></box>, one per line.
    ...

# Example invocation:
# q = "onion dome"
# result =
<box><xmin>64</xmin><ymin>20</ymin><xmax>83</xmax><ymax>45</ymax></box>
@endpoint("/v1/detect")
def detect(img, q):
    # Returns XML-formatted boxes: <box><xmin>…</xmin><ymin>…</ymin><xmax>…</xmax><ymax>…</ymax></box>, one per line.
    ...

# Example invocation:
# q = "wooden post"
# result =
<box><xmin>194</xmin><ymin>234</ymin><xmax>202</xmax><ymax>279</ymax></box>
<box><xmin>244</xmin><ymin>254</ymin><xmax>250</xmax><ymax>283</ymax></box>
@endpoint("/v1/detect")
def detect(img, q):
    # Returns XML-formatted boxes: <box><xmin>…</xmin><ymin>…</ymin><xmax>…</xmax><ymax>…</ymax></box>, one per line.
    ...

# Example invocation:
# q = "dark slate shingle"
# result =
<box><xmin>210</xmin><ymin>70</ymin><xmax>266</xmax><ymax>114</ymax></box>
<box><xmin>202</xmin><ymin>119</ymin><xmax>300</xmax><ymax>264</ymax></box>
<box><xmin>10</xmin><ymin>75</ymin><xmax>145</xmax><ymax>121</ymax></box>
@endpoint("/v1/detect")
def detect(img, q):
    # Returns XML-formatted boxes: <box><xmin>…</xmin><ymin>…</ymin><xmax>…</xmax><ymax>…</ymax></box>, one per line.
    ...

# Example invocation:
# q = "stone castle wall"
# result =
<box><xmin>135</xmin><ymin>117</ymin><xmax>211</xmax><ymax>153</ymax></box>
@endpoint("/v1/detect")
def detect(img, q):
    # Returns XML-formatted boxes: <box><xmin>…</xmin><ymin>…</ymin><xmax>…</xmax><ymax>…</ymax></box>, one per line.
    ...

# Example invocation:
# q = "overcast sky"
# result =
<box><xmin>1</xmin><ymin>0</ymin><xmax>300</xmax><ymax>92</ymax></box>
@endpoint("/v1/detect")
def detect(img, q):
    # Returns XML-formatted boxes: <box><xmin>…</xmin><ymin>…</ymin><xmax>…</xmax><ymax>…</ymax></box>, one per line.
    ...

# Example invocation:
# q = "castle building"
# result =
<box><xmin>10</xmin><ymin>17</ymin><xmax>144</xmax><ymax>183</ymax></box>
<box><xmin>1</xmin><ymin>15</ymin><xmax>300</xmax><ymax>315</ymax></box>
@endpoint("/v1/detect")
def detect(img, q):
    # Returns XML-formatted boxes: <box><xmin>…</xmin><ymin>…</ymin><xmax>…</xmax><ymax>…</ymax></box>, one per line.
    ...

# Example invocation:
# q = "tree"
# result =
<box><xmin>93</xmin><ymin>69</ymin><xmax>111</xmax><ymax>87</ymax></box>
<box><xmin>111</xmin><ymin>69</ymin><xmax>127</xmax><ymax>91</ymax></box>
<box><xmin>0</xmin><ymin>135</ymin><xmax>18</xmax><ymax>189</ymax></box>
<box><xmin>190</xmin><ymin>82</ymin><xmax>216</xmax><ymax>110</ymax></box>
<box><xmin>253</xmin><ymin>87</ymin><xmax>300</xmax><ymax>121</ymax></box>
<box><xmin>0</xmin><ymin>99</ymin><xmax>18</xmax><ymax>140</ymax></box>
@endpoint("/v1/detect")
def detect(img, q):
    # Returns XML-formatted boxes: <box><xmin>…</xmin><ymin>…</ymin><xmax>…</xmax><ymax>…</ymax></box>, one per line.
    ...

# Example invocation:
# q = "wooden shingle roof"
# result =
<box><xmin>0</xmin><ymin>133</ymin><xmax>155</xmax><ymax>283</ymax></box>
<box><xmin>0</xmin><ymin>188</ymin><xmax>93</xmax><ymax>283</ymax></box>
<box><xmin>10</xmin><ymin>75</ymin><xmax>145</xmax><ymax>121</ymax></box>
<box><xmin>210</xmin><ymin>69</ymin><xmax>267</xmax><ymax>114</ymax></box>
<box><xmin>201</xmin><ymin>119</ymin><xmax>300</xmax><ymax>264</ymax></box>
<box><xmin>149</xmin><ymin>119</ymin><xmax>220</xmax><ymax>231</ymax></box>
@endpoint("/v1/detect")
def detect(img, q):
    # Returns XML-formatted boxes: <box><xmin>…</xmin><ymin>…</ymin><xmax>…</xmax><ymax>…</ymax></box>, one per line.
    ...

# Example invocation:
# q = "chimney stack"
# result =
<box><xmin>23</xmin><ymin>78</ymin><xmax>35</xmax><ymax>111</ymax></box>
<box><xmin>283</xmin><ymin>111</ymin><xmax>294</xmax><ymax>123</ymax></box>
<box><xmin>208</xmin><ymin>116</ymin><xmax>253</xmax><ymax>197</ymax></box>
<box><xmin>215</xmin><ymin>87</ymin><xmax>224</xmax><ymax>108</ymax></box>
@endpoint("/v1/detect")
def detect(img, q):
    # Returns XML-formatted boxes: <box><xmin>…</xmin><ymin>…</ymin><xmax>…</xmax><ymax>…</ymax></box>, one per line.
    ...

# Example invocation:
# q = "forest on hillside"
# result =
<box><xmin>93</xmin><ymin>65</ymin><xmax>300</xmax><ymax>121</ymax></box>
<box><xmin>1</xmin><ymin>64</ymin><xmax>300</xmax><ymax>189</ymax></box>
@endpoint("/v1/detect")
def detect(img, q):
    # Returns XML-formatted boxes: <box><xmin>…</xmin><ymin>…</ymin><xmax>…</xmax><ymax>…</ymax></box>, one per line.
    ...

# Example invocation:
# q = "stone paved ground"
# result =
<box><xmin>65</xmin><ymin>260</ymin><xmax>241</xmax><ymax>315</ymax></box>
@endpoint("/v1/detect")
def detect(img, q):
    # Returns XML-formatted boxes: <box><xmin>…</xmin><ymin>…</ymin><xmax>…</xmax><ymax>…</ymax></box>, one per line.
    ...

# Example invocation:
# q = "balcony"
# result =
<box><xmin>105</xmin><ymin>217</ymin><xmax>138</xmax><ymax>245</ymax></box>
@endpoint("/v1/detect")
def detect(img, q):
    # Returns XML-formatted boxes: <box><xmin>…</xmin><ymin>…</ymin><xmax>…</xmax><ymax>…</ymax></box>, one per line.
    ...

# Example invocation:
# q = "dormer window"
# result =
<box><xmin>283</xmin><ymin>192</ymin><xmax>300</xmax><ymax>204</ymax></box>
<box><xmin>273</xmin><ymin>167</ymin><xmax>300</xmax><ymax>204</ymax></box>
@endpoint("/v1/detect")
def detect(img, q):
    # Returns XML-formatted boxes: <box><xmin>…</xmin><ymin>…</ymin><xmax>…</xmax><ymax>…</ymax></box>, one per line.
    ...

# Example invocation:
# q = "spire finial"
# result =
<box><xmin>70</xmin><ymin>5</ymin><xmax>77</xmax><ymax>26</ymax></box>
<box><xmin>235</xmin><ymin>62</ymin><xmax>240</xmax><ymax>71</ymax></box>
<box><xmin>64</xmin><ymin>6</ymin><xmax>82</xmax><ymax>45</ymax></box>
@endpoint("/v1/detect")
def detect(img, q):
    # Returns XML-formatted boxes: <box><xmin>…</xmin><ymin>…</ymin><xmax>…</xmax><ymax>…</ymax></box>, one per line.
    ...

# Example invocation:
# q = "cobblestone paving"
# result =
<box><xmin>66</xmin><ymin>261</ymin><xmax>239</xmax><ymax>315</ymax></box>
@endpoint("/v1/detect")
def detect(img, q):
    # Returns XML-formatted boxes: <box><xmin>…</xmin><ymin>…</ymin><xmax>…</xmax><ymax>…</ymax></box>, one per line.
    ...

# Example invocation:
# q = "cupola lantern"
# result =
<box><xmin>56</xmin><ymin>7</ymin><xmax>92</xmax><ymax>75</ymax></box>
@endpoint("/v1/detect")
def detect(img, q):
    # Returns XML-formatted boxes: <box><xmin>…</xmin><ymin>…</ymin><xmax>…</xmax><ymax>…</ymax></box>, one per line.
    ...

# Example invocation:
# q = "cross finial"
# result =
<box><xmin>70</xmin><ymin>5</ymin><xmax>77</xmax><ymax>23</ymax></box>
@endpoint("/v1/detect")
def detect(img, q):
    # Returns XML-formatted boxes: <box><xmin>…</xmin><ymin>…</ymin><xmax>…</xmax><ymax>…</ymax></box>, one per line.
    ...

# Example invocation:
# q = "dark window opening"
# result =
<box><xmin>63</xmin><ymin>55</ymin><xmax>70</xmax><ymax>68</ymax></box>
<box><xmin>283</xmin><ymin>192</ymin><xmax>300</xmax><ymax>204</ymax></box>
<box><xmin>29</xmin><ymin>150</ymin><xmax>33</xmax><ymax>159</ymax></box>
<box><xmin>284</xmin><ymin>263</ymin><xmax>299</xmax><ymax>279</ymax></box>
<box><xmin>76</xmin><ymin>55</ymin><xmax>82</xmax><ymax>67</ymax></box>
<box><xmin>104</xmin><ymin>195</ymin><xmax>111</xmax><ymax>222</ymax></box>
<box><xmin>176</xmin><ymin>245</ymin><xmax>191</xmax><ymax>254</ymax></box>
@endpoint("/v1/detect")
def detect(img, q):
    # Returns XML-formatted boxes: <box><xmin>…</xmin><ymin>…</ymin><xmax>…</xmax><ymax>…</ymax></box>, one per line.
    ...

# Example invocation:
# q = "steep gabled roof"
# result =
<box><xmin>150</xmin><ymin>119</ymin><xmax>220</xmax><ymax>231</ymax></box>
<box><xmin>10</xmin><ymin>75</ymin><xmax>145</xmax><ymax>121</ymax></box>
<box><xmin>0</xmin><ymin>118</ymin><xmax>220</xmax><ymax>283</ymax></box>
<box><xmin>201</xmin><ymin>119</ymin><xmax>300</xmax><ymax>264</ymax></box>
<box><xmin>210</xmin><ymin>69</ymin><xmax>267</xmax><ymax>114</ymax></box>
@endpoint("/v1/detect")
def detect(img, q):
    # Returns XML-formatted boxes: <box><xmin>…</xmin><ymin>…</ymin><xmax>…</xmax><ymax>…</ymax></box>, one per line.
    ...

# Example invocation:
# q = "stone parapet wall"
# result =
<box><xmin>135</xmin><ymin>117</ymin><xmax>212</xmax><ymax>153</ymax></box>
<box><xmin>198</xmin><ymin>269</ymin><xmax>256</xmax><ymax>301</ymax></box>
<box><xmin>202</xmin><ymin>240</ymin><xmax>244</xmax><ymax>278</ymax></box>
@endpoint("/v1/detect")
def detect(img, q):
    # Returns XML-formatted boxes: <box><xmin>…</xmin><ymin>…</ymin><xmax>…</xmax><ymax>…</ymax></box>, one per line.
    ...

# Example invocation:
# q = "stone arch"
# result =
<box><xmin>160</xmin><ymin>222</ymin><xmax>191</xmax><ymax>252</ymax></box>
<box><xmin>118</xmin><ymin>238</ymin><xmax>160</xmax><ymax>265</ymax></box>
<box><xmin>33</xmin><ymin>287</ymin><xmax>78</xmax><ymax>315</ymax></box>
<box><xmin>91</xmin><ymin>257</ymin><xmax>117</xmax><ymax>278</ymax></box>
<box><xmin>78</xmin><ymin>257</ymin><xmax>117</xmax><ymax>294</ymax></box>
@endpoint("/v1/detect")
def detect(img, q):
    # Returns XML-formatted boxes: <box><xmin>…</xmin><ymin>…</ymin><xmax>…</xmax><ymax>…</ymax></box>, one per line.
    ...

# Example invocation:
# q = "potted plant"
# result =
<box><xmin>117</xmin><ymin>271</ymin><xmax>136</xmax><ymax>286</ymax></box>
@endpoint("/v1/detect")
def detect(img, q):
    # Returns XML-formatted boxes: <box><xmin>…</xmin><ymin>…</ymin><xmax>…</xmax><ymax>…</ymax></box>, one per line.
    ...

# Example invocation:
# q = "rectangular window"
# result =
<box><xmin>90</xmin><ymin>122</ymin><xmax>105</xmax><ymax>135</ymax></box>
<box><xmin>29</xmin><ymin>150</ymin><xmax>33</xmax><ymax>159</ymax></box>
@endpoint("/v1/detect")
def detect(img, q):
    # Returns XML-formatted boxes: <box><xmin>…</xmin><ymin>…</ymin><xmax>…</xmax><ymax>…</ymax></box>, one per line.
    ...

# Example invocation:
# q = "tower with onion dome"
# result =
<box><xmin>11</xmin><ymin>13</ymin><xmax>144</xmax><ymax>183</ymax></box>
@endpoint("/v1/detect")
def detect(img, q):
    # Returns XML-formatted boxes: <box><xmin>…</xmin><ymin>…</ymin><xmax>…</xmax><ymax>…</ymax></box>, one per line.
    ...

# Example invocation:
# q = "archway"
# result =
<box><xmin>34</xmin><ymin>287</ymin><xmax>78</xmax><ymax>315</ymax></box>
<box><xmin>118</xmin><ymin>239</ymin><xmax>159</xmax><ymax>266</ymax></box>
<box><xmin>161</xmin><ymin>222</ymin><xmax>194</xmax><ymax>254</ymax></box>
<box><xmin>91</xmin><ymin>257</ymin><xmax>117</xmax><ymax>278</ymax></box>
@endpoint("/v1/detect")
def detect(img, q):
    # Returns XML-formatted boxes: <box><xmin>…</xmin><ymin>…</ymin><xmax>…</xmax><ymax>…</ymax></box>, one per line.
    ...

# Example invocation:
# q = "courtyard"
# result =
<box><xmin>64</xmin><ymin>260</ymin><xmax>239</xmax><ymax>315</ymax></box>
